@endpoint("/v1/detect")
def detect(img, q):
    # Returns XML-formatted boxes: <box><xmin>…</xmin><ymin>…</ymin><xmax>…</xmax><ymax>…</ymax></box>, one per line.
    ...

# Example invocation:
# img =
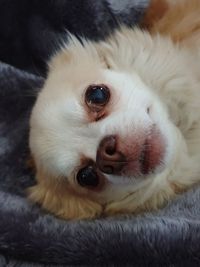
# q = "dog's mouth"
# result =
<box><xmin>139</xmin><ymin>139</ymin><xmax>151</xmax><ymax>175</ymax></box>
<box><xmin>124</xmin><ymin>133</ymin><xmax>165</xmax><ymax>178</ymax></box>
<box><xmin>139</xmin><ymin>136</ymin><xmax>163</xmax><ymax>176</ymax></box>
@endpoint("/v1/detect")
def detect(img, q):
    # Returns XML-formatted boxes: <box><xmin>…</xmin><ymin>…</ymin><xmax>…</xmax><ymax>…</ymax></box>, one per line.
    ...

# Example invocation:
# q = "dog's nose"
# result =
<box><xmin>96</xmin><ymin>135</ymin><xmax>127</xmax><ymax>175</ymax></box>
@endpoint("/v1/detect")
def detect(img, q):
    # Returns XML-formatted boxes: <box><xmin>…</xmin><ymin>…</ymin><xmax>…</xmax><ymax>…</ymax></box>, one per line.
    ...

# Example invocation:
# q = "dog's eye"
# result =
<box><xmin>76</xmin><ymin>166</ymin><xmax>99</xmax><ymax>187</ymax></box>
<box><xmin>85</xmin><ymin>85</ymin><xmax>110</xmax><ymax>111</ymax></box>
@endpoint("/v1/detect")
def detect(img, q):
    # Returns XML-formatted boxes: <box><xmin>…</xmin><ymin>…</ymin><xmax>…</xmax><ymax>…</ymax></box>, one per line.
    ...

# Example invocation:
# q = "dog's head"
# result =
<box><xmin>29</xmin><ymin>28</ymin><xmax>187</xmax><ymax>219</ymax></box>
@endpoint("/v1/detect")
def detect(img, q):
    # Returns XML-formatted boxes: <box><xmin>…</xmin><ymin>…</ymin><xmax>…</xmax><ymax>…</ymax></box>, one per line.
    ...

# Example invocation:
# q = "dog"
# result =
<box><xmin>28</xmin><ymin>0</ymin><xmax>200</xmax><ymax>219</ymax></box>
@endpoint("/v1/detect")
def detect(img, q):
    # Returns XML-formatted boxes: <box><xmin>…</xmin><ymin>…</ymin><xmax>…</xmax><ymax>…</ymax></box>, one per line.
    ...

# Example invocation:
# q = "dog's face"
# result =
<box><xmin>29</xmin><ymin>30</ymin><xmax>181</xmax><ymax>219</ymax></box>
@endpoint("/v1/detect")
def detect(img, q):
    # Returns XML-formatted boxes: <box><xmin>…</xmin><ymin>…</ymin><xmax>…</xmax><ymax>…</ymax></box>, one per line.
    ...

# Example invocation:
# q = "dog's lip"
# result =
<box><xmin>139</xmin><ymin>138</ymin><xmax>151</xmax><ymax>175</ymax></box>
<box><xmin>118</xmin><ymin>128</ymin><xmax>166</xmax><ymax>177</ymax></box>
<box><xmin>138</xmin><ymin>131</ymin><xmax>165</xmax><ymax>176</ymax></box>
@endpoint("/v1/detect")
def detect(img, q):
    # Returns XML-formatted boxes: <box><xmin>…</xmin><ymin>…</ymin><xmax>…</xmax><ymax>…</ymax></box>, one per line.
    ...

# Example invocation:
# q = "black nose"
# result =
<box><xmin>96</xmin><ymin>135</ymin><xmax>126</xmax><ymax>175</ymax></box>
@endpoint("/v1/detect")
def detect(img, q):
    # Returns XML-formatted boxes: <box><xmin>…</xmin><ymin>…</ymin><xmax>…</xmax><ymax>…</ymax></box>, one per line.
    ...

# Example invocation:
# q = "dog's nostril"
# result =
<box><xmin>103</xmin><ymin>165</ymin><xmax>114</xmax><ymax>174</ymax></box>
<box><xmin>103</xmin><ymin>136</ymin><xmax>116</xmax><ymax>155</ymax></box>
<box><xmin>96</xmin><ymin>135</ymin><xmax>127</xmax><ymax>175</ymax></box>
<box><xmin>105</xmin><ymin>146</ymin><xmax>115</xmax><ymax>156</ymax></box>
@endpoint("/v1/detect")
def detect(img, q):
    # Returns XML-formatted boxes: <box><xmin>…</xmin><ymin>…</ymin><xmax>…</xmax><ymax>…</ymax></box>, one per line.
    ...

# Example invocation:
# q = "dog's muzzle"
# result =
<box><xmin>96</xmin><ymin>130</ymin><xmax>165</xmax><ymax>177</ymax></box>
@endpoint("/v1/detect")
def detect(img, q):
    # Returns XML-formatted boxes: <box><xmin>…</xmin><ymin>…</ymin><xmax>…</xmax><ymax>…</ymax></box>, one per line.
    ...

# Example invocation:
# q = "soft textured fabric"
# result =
<box><xmin>1</xmin><ymin>0</ymin><xmax>200</xmax><ymax>266</ymax></box>
<box><xmin>0</xmin><ymin>0</ymin><xmax>147</xmax><ymax>76</ymax></box>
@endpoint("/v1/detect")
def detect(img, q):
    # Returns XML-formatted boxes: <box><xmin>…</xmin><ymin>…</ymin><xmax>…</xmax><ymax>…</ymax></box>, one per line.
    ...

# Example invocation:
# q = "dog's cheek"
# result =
<box><xmin>27</xmin><ymin>172</ymin><xmax>103</xmax><ymax>220</ymax></box>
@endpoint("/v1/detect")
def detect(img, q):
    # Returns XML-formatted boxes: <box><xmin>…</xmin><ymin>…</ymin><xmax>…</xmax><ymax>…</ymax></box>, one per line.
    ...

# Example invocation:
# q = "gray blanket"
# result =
<box><xmin>1</xmin><ymin>1</ymin><xmax>200</xmax><ymax>266</ymax></box>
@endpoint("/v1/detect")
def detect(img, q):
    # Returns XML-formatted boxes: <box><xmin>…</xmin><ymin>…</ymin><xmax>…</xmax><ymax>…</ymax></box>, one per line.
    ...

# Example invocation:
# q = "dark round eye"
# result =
<box><xmin>85</xmin><ymin>85</ymin><xmax>110</xmax><ymax>110</ymax></box>
<box><xmin>76</xmin><ymin>166</ymin><xmax>99</xmax><ymax>187</ymax></box>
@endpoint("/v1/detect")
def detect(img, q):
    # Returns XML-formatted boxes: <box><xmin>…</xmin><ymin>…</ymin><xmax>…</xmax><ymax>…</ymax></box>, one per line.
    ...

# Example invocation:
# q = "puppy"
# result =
<box><xmin>29</xmin><ymin>0</ymin><xmax>200</xmax><ymax>219</ymax></box>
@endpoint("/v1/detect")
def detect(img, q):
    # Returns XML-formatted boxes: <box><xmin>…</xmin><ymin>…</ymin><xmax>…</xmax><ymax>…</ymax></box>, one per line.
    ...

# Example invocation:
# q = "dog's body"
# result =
<box><xmin>143</xmin><ymin>0</ymin><xmax>200</xmax><ymax>52</ymax></box>
<box><xmin>29</xmin><ymin>0</ymin><xmax>200</xmax><ymax>219</ymax></box>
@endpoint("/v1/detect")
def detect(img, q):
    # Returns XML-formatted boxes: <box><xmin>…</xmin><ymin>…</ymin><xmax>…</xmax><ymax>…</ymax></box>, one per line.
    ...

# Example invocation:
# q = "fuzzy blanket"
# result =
<box><xmin>1</xmin><ymin>0</ymin><xmax>200</xmax><ymax>266</ymax></box>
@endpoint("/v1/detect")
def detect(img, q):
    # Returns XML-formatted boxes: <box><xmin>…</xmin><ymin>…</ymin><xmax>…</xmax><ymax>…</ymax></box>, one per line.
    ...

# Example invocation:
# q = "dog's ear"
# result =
<box><xmin>141</xmin><ymin>0</ymin><xmax>169</xmax><ymax>30</ymax></box>
<box><xmin>28</xmin><ymin>170</ymin><xmax>103</xmax><ymax>219</ymax></box>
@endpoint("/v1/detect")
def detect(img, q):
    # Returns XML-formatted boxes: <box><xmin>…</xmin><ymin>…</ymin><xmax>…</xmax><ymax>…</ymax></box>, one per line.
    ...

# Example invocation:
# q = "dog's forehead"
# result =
<box><xmin>102</xmin><ymin>70</ymin><xmax>147</xmax><ymax>91</ymax></box>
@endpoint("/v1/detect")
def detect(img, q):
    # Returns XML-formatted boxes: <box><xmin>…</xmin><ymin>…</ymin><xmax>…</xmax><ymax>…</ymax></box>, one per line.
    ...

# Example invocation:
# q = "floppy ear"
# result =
<box><xmin>141</xmin><ymin>0</ymin><xmax>169</xmax><ymax>30</ymax></box>
<box><xmin>28</xmin><ymin>170</ymin><xmax>103</xmax><ymax>220</ymax></box>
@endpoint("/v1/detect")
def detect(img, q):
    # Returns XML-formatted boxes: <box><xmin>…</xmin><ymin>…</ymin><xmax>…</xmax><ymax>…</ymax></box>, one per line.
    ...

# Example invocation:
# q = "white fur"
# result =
<box><xmin>29</xmin><ymin>27</ymin><xmax>200</xmax><ymax>217</ymax></box>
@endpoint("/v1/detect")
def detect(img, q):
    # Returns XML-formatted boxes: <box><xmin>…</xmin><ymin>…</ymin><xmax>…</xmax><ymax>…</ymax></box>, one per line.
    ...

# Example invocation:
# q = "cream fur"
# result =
<box><xmin>29</xmin><ymin>0</ymin><xmax>200</xmax><ymax>219</ymax></box>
